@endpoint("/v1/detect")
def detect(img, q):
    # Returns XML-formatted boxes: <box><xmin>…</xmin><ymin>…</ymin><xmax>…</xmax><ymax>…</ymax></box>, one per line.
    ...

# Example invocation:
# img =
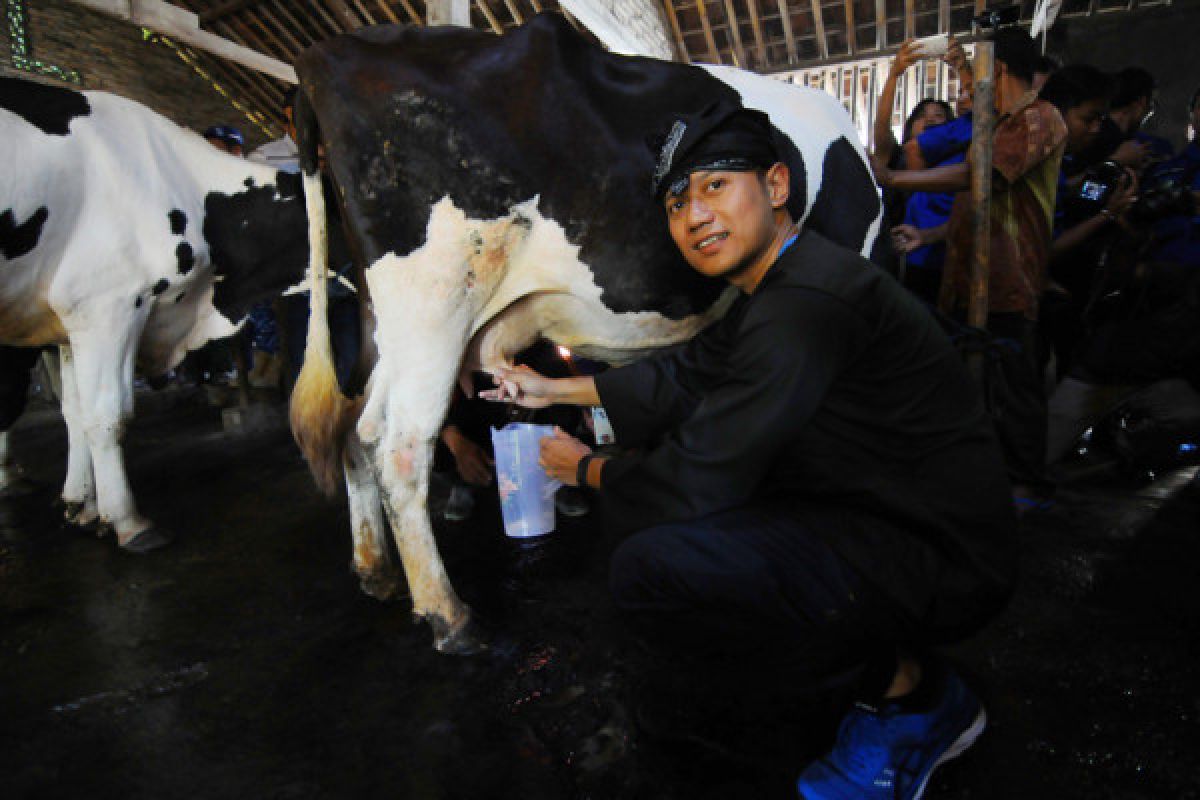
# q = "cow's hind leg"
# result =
<box><xmin>344</xmin><ymin>431</ymin><xmax>403</xmax><ymax>601</ymax></box>
<box><xmin>63</xmin><ymin>318</ymin><xmax>168</xmax><ymax>552</ymax></box>
<box><xmin>58</xmin><ymin>345</ymin><xmax>100</xmax><ymax>528</ymax></box>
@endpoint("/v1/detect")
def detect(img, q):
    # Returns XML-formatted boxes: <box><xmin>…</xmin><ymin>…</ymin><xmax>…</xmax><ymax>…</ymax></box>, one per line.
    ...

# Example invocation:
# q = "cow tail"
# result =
<box><xmin>288</xmin><ymin>100</ymin><xmax>355</xmax><ymax>496</ymax></box>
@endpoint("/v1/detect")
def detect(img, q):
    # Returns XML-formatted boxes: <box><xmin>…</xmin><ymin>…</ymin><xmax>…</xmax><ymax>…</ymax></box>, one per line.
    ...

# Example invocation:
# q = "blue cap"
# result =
<box><xmin>203</xmin><ymin>125</ymin><xmax>245</xmax><ymax>147</ymax></box>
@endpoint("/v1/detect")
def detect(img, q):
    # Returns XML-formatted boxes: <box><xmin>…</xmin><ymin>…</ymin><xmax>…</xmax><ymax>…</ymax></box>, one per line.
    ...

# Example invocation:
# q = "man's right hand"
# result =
<box><xmin>1111</xmin><ymin>140</ymin><xmax>1152</xmax><ymax>170</ymax></box>
<box><xmin>480</xmin><ymin>364</ymin><xmax>557</xmax><ymax>408</ymax></box>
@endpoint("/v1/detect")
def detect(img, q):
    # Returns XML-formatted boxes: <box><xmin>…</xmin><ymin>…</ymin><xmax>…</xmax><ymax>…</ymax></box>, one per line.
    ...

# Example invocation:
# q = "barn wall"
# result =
<box><xmin>1051</xmin><ymin>3</ymin><xmax>1200</xmax><ymax>152</ymax></box>
<box><xmin>0</xmin><ymin>0</ymin><xmax>275</xmax><ymax>149</ymax></box>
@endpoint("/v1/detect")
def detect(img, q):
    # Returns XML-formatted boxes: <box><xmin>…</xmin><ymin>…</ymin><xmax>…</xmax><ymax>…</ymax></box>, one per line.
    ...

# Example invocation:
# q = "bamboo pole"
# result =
<box><xmin>967</xmin><ymin>40</ymin><xmax>995</xmax><ymax>343</ymax></box>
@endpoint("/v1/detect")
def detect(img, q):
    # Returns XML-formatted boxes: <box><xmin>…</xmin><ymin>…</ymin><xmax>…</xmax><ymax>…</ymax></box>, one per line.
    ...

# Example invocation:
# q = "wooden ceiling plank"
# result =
<box><xmin>811</xmin><ymin>0</ymin><xmax>828</xmax><ymax>59</ymax></box>
<box><xmin>744</xmin><ymin>0</ymin><xmax>768</xmax><ymax>65</ymax></box>
<box><xmin>776</xmin><ymin>0</ymin><xmax>798</xmax><ymax>63</ymax></box>
<box><xmin>391</xmin><ymin>0</ymin><xmax>423</xmax><ymax>25</ymax></box>
<box><xmin>257</xmin><ymin>5</ymin><xmax>305</xmax><ymax>53</ymax></box>
<box><xmin>206</xmin><ymin>20</ymin><xmax>288</xmax><ymax>109</ymax></box>
<box><xmin>238</xmin><ymin>9</ymin><xmax>291</xmax><ymax>59</ymax></box>
<box><xmin>721</xmin><ymin>0</ymin><xmax>748</xmax><ymax>66</ymax></box>
<box><xmin>475</xmin><ymin>0</ymin><xmax>506</xmax><ymax>33</ymax></box>
<box><xmin>875</xmin><ymin>0</ymin><xmax>885</xmax><ymax>49</ymax></box>
<box><xmin>307</xmin><ymin>0</ymin><xmax>349</xmax><ymax>35</ymax></box>
<box><xmin>349</xmin><ymin>0</ymin><xmax>379</xmax><ymax>25</ymax></box>
<box><xmin>371</xmin><ymin>0</ymin><xmax>403</xmax><ymax>25</ymax></box>
<box><xmin>529</xmin><ymin>0</ymin><xmax>544</xmax><ymax>11</ymax></box>
<box><xmin>324</xmin><ymin>0</ymin><xmax>366</xmax><ymax>29</ymax></box>
<box><xmin>843</xmin><ymin>0</ymin><xmax>856</xmax><ymax>54</ymax></box>
<box><xmin>267</xmin><ymin>0</ymin><xmax>318</xmax><ymax>46</ymax></box>
<box><xmin>904</xmin><ymin>0</ymin><xmax>915</xmax><ymax>39</ymax></box>
<box><xmin>502</xmin><ymin>0</ymin><xmax>525</xmax><ymax>24</ymax></box>
<box><xmin>202</xmin><ymin>42</ymin><xmax>283</xmax><ymax>120</ymax></box>
<box><xmin>695</xmin><ymin>0</ymin><xmax>723</xmax><ymax>63</ymax></box>
<box><xmin>202</xmin><ymin>0</ymin><xmax>267</xmax><ymax>25</ymax></box>
<box><xmin>661</xmin><ymin>2</ymin><xmax>692</xmax><ymax>62</ymax></box>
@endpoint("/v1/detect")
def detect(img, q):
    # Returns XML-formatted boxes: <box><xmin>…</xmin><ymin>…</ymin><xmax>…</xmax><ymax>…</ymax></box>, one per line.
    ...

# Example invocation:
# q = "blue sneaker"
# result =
<box><xmin>796</xmin><ymin>670</ymin><xmax>986</xmax><ymax>800</ymax></box>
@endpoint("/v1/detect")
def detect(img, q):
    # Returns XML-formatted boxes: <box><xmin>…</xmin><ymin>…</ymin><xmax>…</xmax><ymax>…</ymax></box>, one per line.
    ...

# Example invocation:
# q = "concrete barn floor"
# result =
<box><xmin>1</xmin><ymin>389</ymin><xmax>1198</xmax><ymax>800</ymax></box>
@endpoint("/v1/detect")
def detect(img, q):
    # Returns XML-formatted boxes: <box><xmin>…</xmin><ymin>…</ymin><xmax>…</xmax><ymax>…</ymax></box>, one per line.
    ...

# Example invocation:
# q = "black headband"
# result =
<box><xmin>650</xmin><ymin>103</ymin><xmax>779</xmax><ymax>200</ymax></box>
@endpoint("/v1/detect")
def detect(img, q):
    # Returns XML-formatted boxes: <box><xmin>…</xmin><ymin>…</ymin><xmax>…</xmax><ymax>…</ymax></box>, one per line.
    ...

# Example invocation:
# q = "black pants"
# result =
<box><xmin>985</xmin><ymin>313</ymin><xmax>1051</xmax><ymax>492</ymax></box>
<box><xmin>609</xmin><ymin>503</ymin><xmax>908</xmax><ymax>707</ymax></box>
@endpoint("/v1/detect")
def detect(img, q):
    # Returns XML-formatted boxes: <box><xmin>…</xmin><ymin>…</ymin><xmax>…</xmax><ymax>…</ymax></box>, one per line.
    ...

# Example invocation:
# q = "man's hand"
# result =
<box><xmin>943</xmin><ymin>36</ymin><xmax>972</xmax><ymax>80</ymax></box>
<box><xmin>889</xmin><ymin>40</ymin><xmax>921</xmax><ymax>77</ymax></box>
<box><xmin>1111</xmin><ymin>139</ymin><xmax>1152</xmax><ymax>170</ymax></box>
<box><xmin>442</xmin><ymin>426</ymin><xmax>494</xmax><ymax>486</ymax></box>
<box><xmin>891</xmin><ymin>224</ymin><xmax>925</xmax><ymax>254</ymax></box>
<box><xmin>1105</xmin><ymin>168</ymin><xmax>1139</xmax><ymax>219</ymax></box>
<box><xmin>480</xmin><ymin>365</ymin><xmax>557</xmax><ymax>408</ymax></box>
<box><xmin>539</xmin><ymin>428</ymin><xmax>592</xmax><ymax>486</ymax></box>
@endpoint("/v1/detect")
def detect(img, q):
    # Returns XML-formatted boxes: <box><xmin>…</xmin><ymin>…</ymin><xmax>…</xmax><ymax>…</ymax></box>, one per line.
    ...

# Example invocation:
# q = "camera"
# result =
<box><xmin>972</xmin><ymin>5</ymin><xmax>1021</xmax><ymax>30</ymax></box>
<box><xmin>1128</xmin><ymin>167</ymin><xmax>1195</xmax><ymax>224</ymax></box>
<box><xmin>1070</xmin><ymin>160</ymin><xmax>1128</xmax><ymax>215</ymax></box>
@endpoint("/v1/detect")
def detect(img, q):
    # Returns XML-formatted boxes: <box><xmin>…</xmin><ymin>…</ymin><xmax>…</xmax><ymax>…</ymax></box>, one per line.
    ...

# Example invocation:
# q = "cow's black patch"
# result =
<box><xmin>0</xmin><ymin>207</ymin><xmax>49</xmax><ymax>260</ymax></box>
<box><xmin>1</xmin><ymin>76</ymin><xmax>90</xmax><ymax>136</ymax></box>
<box><xmin>295</xmin><ymin>14</ymin><xmax>882</xmax><ymax>320</ymax></box>
<box><xmin>176</xmin><ymin>242</ymin><xmax>195</xmax><ymax>274</ymax></box>
<box><xmin>135</xmin><ymin>296</ymin><xmax>143</xmax><ymax>308</ymax></box>
<box><xmin>168</xmin><ymin>210</ymin><xmax>187</xmax><ymax>235</ymax></box>
<box><xmin>202</xmin><ymin>170</ymin><xmax>340</xmax><ymax>324</ymax></box>
<box><xmin>807</xmin><ymin>136</ymin><xmax>886</xmax><ymax>262</ymax></box>
<box><xmin>244</xmin><ymin>178</ymin><xmax>255</xmax><ymax>189</ymax></box>
<box><xmin>175</xmin><ymin>292</ymin><xmax>186</xmax><ymax>304</ymax></box>
<box><xmin>152</xmin><ymin>279</ymin><xmax>169</xmax><ymax>295</ymax></box>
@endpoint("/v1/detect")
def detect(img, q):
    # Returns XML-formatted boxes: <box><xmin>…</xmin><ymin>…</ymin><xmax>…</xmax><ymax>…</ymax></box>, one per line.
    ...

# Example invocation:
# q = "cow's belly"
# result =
<box><xmin>0</xmin><ymin>263</ymin><xmax>66</xmax><ymax>346</ymax></box>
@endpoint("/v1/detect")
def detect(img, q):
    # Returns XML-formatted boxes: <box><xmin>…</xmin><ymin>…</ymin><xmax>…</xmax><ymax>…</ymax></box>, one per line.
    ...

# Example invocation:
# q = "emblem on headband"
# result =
<box><xmin>652</xmin><ymin>119</ymin><xmax>687</xmax><ymax>195</ymax></box>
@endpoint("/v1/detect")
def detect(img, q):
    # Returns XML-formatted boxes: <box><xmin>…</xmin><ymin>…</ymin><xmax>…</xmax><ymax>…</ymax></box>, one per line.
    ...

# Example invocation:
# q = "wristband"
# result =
<box><xmin>575</xmin><ymin>454</ymin><xmax>594</xmax><ymax>488</ymax></box>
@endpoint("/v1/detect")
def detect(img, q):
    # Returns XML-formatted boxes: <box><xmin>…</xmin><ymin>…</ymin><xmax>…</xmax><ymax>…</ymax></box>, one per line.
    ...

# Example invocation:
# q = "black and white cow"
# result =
<box><xmin>0</xmin><ymin>76</ymin><xmax>326</xmax><ymax>550</ymax></box>
<box><xmin>288</xmin><ymin>15</ymin><xmax>886</xmax><ymax>652</ymax></box>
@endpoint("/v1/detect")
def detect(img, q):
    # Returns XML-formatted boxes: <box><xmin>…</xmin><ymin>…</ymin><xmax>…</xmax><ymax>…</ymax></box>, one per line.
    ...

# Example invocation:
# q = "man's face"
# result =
<box><xmin>663</xmin><ymin>165</ymin><xmax>788</xmax><ymax>282</ymax></box>
<box><xmin>1064</xmin><ymin>98</ymin><xmax>1107</xmax><ymax>155</ymax></box>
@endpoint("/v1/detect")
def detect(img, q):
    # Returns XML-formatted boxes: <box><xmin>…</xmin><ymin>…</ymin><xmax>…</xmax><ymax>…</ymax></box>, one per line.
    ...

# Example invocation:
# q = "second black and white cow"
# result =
<box><xmin>289</xmin><ymin>14</ymin><xmax>886</xmax><ymax>651</ymax></box>
<box><xmin>0</xmin><ymin>76</ymin><xmax>331</xmax><ymax>549</ymax></box>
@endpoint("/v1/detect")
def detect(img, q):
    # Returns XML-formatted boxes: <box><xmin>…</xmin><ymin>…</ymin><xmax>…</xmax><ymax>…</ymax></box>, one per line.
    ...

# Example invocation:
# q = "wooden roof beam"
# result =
<box><xmin>502</xmin><ymin>0</ymin><xmax>525</xmax><ymax>23</ymax></box>
<box><xmin>811</xmin><ymin>0</ymin><xmax>828</xmax><ymax>60</ymax></box>
<box><xmin>843</xmin><ymin>0</ymin><xmax>856</xmax><ymax>54</ymax></box>
<box><xmin>349</xmin><ymin>0</ymin><xmax>379</xmax><ymax>25</ymax></box>
<box><xmin>721</xmin><ymin>0</ymin><xmax>747</xmax><ymax>66</ymax></box>
<box><xmin>744</xmin><ymin>0</ymin><xmax>769</xmax><ymax>65</ymax></box>
<box><xmin>324</xmin><ymin>0</ymin><xmax>365</xmax><ymax>29</ymax></box>
<box><xmin>695</xmin><ymin>0</ymin><xmax>723</xmax><ymax>62</ymax></box>
<box><xmin>370</xmin><ymin>0</ymin><xmax>403</xmax><ymax>25</ymax></box>
<box><xmin>938</xmin><ymin>0</ymin><xmax>949</xmax><ymax>32</ymax></box>
<box><xmin>905</xmin><ymin>0</ymin><xmax>915</xmax><ymax>39</ymax></box>
<box><xmin>475</xmin><ymin>0</ymin><xmax>505</xmax><ymax>33</ymax></box>
<box><xmin>255</xmin><ymin>5</ymin><xmax>305</xmax><ymax>53</ymax></box>
<box><xmin>267</xmin><ymin>0</ymin><xmax>318</xmax><ymax>45</ymax></box>
<box><xmin>875</xmin><ymin>0</ymin><xmax>885</xmax><ymax>49</ymax></box>
<box><xmin>662</xmin><ymin>1</ymin><xmax>692</xmax><ymax>62</ymax></box>
<box><xmin>776</xmin><ymin>0</ymin><xmax>798</xmax><ymax>63</ymax></box>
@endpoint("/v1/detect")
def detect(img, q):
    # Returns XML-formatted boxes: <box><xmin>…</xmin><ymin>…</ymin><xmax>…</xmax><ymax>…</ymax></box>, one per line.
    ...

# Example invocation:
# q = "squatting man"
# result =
<box><xmin>483</xmin><ymin>103</ymin><xmax>1018</xmax><ymax>798</ymax></box>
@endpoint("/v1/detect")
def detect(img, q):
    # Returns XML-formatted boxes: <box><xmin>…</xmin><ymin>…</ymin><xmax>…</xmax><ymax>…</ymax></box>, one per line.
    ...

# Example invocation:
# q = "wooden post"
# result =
<box><xmin>427</xmin><ymin>0</ymin><xmax>470</xmax><ymax>27</ymax></box>
<box><xmin>967</xmin><ymin>40</ymin><xmax>995</xmax><ymax>337</ymax></box>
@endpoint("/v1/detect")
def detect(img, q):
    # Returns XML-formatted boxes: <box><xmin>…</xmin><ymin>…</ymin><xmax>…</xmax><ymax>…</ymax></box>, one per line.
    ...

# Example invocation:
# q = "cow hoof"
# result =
<box><xmin>119</xmin><ymin>526</ymin><xmax>174</xmax><ymax>554</ymax></box>
<box><xmin>63</xmin><ymin>502</ymin><xmax>101</xmax><ymax>530</ymax></box>
<box><xmin>358</xmin><ymin>570</ymin><xmax>405</xmax><ymax>602</ymax></box>
<box><xmin>430</xmin><ymin>615</ymin><xmax>488</xmax><ymax>656</ymax></box>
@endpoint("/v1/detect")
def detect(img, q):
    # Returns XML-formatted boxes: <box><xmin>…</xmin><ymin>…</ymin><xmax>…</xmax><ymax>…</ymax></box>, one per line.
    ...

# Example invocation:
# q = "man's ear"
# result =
<box><xmin>765</xmin><ymin>162</ymin><xmax>791</xmax><ymax>209</ymax></box>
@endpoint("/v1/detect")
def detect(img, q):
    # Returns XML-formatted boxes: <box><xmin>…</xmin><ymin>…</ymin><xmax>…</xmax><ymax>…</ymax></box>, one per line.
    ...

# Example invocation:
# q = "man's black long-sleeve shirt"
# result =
<box><xmin>594</xmin><ymin>231</ymin><xmax>1017</xmax><ymax>638</ymax></box>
